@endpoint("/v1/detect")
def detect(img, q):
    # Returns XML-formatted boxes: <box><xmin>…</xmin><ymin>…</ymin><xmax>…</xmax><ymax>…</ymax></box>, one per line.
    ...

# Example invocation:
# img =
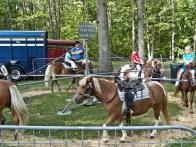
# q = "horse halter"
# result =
<box><xmin>145</xmin><ymin>62</ymin><xmax>165</xmax><ymax>78</ymax></box>
<box><xmin>152</xmin><ymin>65</ymin><xmax>165</xmax><ymax>78</ymax></box>
<box><xmin>77</xmin><ymin>83</ymin><xmax>94</xmax><ymax>98</ymax></box>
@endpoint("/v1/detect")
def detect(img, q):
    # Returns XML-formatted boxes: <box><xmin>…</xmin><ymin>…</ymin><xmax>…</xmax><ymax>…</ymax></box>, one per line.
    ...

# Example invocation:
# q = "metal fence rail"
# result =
<box><xmin>0</xmin><ymin>125</ymin><xmax>195</xmax><ymax>147</ymax></box>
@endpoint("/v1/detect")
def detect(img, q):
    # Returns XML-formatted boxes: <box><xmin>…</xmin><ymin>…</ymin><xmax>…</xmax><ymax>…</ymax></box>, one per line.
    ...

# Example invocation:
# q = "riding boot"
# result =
<box><xmin>175</xmin><ymin>81</ymin><xmax>179</xmax><ymax>87</ymax></box>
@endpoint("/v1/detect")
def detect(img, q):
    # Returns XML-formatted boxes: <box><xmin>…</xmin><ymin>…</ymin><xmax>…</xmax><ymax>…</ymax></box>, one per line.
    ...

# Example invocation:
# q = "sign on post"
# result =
<box><xmin>78</xmin><ymin>23</ymin><xmax>95</xmax><ymax>76</ymax></box>
<box><xmin>78</xmin><ymin>23</ymin><xmax>95</xmax><ymax>39</ymax></box>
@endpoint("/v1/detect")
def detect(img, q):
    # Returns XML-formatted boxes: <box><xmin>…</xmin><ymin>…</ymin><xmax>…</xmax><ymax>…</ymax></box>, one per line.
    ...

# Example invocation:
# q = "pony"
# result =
<box><xmin>174</xmin><ymin>62</ymin><xmax>195</xmax><ymax>114</ymax></box>
<box><xmin>74</xmin><ymin>75</ymin><xmax>170</xmax><ymax>142</ymax></box>
<box><xmin>0</xmin><ymin>80</ymin><xmax>29</xmax><ymax>140</ymax></box>
<box><xmin>44</xmin><ymin>59</ymin><xmax>93</xmax><ymax>93</ymax></box>
<box><xmin>115</xmin><ymin>59</ymin><xmax>165</xmax><ymax>83</ymax></box>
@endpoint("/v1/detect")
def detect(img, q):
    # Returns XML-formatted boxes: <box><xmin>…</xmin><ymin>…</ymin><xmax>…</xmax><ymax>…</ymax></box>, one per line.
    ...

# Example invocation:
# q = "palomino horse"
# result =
<box><xmin>0</xmin><ymin>80</ymin><xmax>29</xmax><ymax>140</ymax></box>
<box><xmin>74</xmin><ymin>75</ymin><xmax>170</xmax><ymax>142</ymax></box>
<box><xmin>115</xmin><ymin>59</ymin><xmax>165</xmax><ymax>83</ymax></box>
<box><xmin>174</xmin><ymin>62</ymin><xmax>195</xmax><ymax>114</ymax></box>
<box><xmin>44</xmin><ymin>59</ymin><xmax>93</xmax><ymax>93</ymax></box>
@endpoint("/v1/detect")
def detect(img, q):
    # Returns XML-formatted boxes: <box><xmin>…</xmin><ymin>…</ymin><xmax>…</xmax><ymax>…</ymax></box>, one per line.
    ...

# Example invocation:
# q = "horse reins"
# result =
<box><xmin>144</xmin><ymin>64</ymin><xmax>165</xmax><ymax>78</ymax></box>
<box><xmin>78</xmin><ymin>82</ymin><xmax>117</xmax><ymax>103</ymax></box>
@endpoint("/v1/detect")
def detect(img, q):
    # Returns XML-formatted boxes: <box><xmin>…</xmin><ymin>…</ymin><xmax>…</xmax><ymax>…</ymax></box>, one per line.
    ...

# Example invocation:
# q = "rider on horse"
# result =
<box><xmin>64</xmin><ymin>48</ymin><xmax>77</xmax><ymax>70</ymax></box>
<box><xmin>71</xmin><ymin>41</ymin><xmax>84</xmax><ymax>61</ymax></box>
<box><xmin>131</xmin><ymin>48</ymin><xmax>144</xmax><ymax>77</ymax></box>
<box><xmin>175</xmin><ymin>45</ymin><xmax>195</xmax><ymax>87</ymax></box>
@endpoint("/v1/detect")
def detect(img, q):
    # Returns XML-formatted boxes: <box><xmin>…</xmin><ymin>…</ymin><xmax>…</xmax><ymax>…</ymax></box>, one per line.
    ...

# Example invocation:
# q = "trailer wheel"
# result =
<box><xmin>11</xmin><ymin>66</ymin><xmax>25</xmax><ymax>81</ymax></box>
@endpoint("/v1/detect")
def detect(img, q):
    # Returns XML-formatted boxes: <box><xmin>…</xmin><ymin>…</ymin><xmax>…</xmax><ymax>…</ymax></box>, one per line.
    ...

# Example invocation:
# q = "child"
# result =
<box><xmin>131</xmin><ymin>48</ymin><xmax>144</xmax><ymax>77</ymax></box>
<box><xmin>65</xmin><ymin>49</ymin><xmax>77</xmax><ymax>70</ymax></box>
<box><xmin>175</xmin><ymin>45</ymin><xmax>194</xmax><ymax>86</ymax></box>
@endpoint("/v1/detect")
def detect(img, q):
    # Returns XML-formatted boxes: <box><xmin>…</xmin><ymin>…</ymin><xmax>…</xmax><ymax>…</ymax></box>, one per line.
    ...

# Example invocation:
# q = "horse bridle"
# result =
<box><xmin>144</xmin><ymin>63</ymin><xmax>165</xmax><ymax>78</ymax></box>
<box><xmin>76</xmin><ymin>83</ymin><xmax>94</xmax><ymax>98</ymax></box>
<box><xmin>76</xmin><ymin>82</ymin><xmax>117</xmax><ymax>103</ymax></box>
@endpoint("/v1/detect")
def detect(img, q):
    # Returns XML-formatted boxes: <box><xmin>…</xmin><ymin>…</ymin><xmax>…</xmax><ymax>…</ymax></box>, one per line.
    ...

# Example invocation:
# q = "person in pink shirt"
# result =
<box><xmin>131</xmin><ymin>48</ymin><xmax>144</xmax><ymax>77</ymax></box>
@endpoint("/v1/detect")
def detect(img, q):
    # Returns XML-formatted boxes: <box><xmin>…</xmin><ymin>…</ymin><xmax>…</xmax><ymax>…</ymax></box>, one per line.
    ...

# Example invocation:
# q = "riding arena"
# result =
<box><xmin>0</xmin><ymin>57</ymin><xmax>195</xmax><ymax>146</ymax></box>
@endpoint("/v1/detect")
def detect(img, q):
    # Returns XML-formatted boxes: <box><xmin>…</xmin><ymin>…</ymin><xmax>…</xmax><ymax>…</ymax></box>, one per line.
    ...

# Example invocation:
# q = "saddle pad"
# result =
<box><xmin>118</xmin><ymin>84</ymin><xmax>150</xmax><ymax>101</ymax></box>
<box><xmin>62</xmin><ymin>63</ymin><xmax>71</xmax><ymax>69</ymax></box>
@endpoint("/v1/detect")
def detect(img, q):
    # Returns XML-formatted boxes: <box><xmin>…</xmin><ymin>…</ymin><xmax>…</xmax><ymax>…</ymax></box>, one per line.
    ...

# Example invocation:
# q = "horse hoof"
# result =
<box><xmin>150</xmin><ymin>136</ymin><xmax>154</xmax><ymax>139</ymax></box>
<box><xmin>182</xmin><ymin>103</ymin><xmax>186</xmax><ymax>107</ymax></box>
<box><xmin>103</xmin><ymin>139</ymin><xmax>109</xmax><ymax>143</ymax></box>
<box><xmin>120</xmin><ymin>140</ymin><xmax>126</xmax><ymax>143</ymax></box>
<box><xmin>189</xmin><ymin>111</ymin><xmax>194</xmax><ymax>114</ymax></box>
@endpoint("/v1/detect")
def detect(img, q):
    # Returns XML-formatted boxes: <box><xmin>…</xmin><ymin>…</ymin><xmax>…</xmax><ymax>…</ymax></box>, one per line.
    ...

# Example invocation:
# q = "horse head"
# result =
<box><xmin>144</xmin><ymin>60</ymin><xmax>165</xmax><ymax>82</ymax></box>
<box><xmin>184</xmin><ymin>62</ymin><xmax>195</xmax><ymax>86</ymax></box>
<box><xmin>75</xmin><ymin>75</ymin><xmax>94</xmax><ymax>104</ymax></box>
<box><xmin>153</xmin><ymin>60</ymin><xmax>165</xmax><ymax>77</ymax></box>
<box><xmin>77</xmin><ymin>59</ymin><xmax>94</xmax><ymax>74</ymax></box>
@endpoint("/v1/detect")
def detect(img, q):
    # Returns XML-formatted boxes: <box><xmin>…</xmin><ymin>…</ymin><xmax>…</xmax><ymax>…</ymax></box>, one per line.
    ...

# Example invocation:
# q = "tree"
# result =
<box><xmin>96</xmin><ymin>0</ymin><xmax>113</xmax><ymax>72</ymax></box>
<box><xmin>137</xmin><ymin>0</ymin><xmax>145</xmax><ymax>60</ymax></box>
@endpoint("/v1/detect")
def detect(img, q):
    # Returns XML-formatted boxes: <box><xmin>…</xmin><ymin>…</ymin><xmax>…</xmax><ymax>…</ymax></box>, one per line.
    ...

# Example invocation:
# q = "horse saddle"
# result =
<box><xmin>114</xmin><ymin>76</ymin><xmax>144</xmax><ymax>92</ymax></box>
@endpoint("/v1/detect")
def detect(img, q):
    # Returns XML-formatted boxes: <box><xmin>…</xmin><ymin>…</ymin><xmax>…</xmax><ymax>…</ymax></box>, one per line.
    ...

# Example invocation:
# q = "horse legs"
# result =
<box><xmin>119</xmin><ymin>119</ymin><xmax>127</xmax><ymax>143</ymax></box>
<box><xmin>150</xmin><ymin>108</ymin><xmax>161</xmax><ymax>139</ymax></box>
<box><xmin>0</xmin><ymin>111</ymin><xmax>5</xmax><ymax>139</ymax></box>
<box><xmin>102</xmin><ymin>115</ymin><xmax>126</xmax><ymax>143</ymax></box>
<box><xmin>50</xmin><ymin>81</ymin><xmax>54</xmax><ymax>93</ymax></box>
<box><xmin>51</xmin><ymin>80</ymin><xmax>61</xmax><ymax>93</ymax></box>
<box><xmin>102</xmin><ymin>124</ymin><xmax>109</xmax><ymax>142</ymax></box>
<box><xmin>66</xmin><ymin>78</ymin><xmax>77</xmax><ymax>91</ymax></box>
<box><xmin>189</xmin><ymin>92</ymin><xmax>195</xmax><ymax>114</ymax></box>
<box><xmin>181</xmin><ymin>91</ymin><xmax>188</xmax><ymax>107</ymax></box>
<box><xmin>0</xmin><ymin>111</ymin><xmax>5</xmax><ymax>125</ymax></box>
<box><xmin>11</xmin><ymin>111</ymin><xmax>19</xmax><ymax>141</ymax></box>
<box><xmin>54</xmin><ymin>80</ymin><xmax>61</xmax><ymax>92</ymax></box>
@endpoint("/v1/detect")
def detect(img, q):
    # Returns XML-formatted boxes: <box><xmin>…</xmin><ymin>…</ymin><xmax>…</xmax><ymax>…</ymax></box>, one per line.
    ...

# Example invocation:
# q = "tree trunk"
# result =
<box><xmin>108</xmin><ymin>3</ymin><xmax>112</xmax><ymax>53</ymax></box>
<box><xmin>132</xmin><ymin>0</ymin><xmax>135</xmax><ymax>54</ymax></box>
<box><xmin>96</xmin><ymin>0</ymin><xmax>113</xmax><ymax>72</ymax></box>
<box><xmin>170</xmin><ymin>0</ymin><xmax>175</xmax><ymax>62</ymax></box>
<box><xmin>47</xmin><ymin>0</ymin><xmax>55</xmax><ymax>39</ymax></box>
<box><xmin>57</xmin><ymin>0</ymin><xmax>60</xmax><ymax>39</ymax></box>
<box><xmin>20</xmin><ymin>0</ymin><xmax>25</xmax><ymax>30</ymax></box>
<box><xmin>146</xmin><ymin>21</ymin><xmax>151</xmax><ymax>60</ymax></box>
<box><xmin>137</xmin><ymin>0</ymin><xmax>145</xmax><ymax>60</ymax></box>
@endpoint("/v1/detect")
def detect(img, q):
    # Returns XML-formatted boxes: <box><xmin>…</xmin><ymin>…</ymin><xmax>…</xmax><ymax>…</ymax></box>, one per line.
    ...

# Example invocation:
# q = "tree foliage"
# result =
<box><xmin>0</xmin><ymin>0</ymin><xmax>195</xmax><ymax>59</ymax></box>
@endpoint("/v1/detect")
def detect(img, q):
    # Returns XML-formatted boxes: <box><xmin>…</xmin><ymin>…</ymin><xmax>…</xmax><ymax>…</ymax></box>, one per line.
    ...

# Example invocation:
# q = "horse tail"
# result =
<box><xmin>44</xmin><ymin>64</ymin><xmax>52</xmax><ymax>87</ymax></box>
<box><xmin>162</xmin><ymin>92</ymin><xmax>170</xmax><ymax>125</ymax></box>
<box><xmin>9</xmin><ymin>85</ymin><xmax>29</xmax><ymax>125</ymax></box>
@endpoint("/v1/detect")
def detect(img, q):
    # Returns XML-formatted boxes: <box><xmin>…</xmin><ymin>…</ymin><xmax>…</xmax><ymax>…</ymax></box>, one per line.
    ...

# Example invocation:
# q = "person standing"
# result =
<box><xmin>71</xmin><ymin>41</ymin><xmax>84</xmax><ymax>61</ymax></box>
<box><xmin>131</xmin><ymin>48</ymin><xmax>144</xmax><ymax>77</ymax></box>
<box><xmin>175</xmin><ymin>45</ymin><xmax>195</xmax><ymax>86</ymax></box>
<box><xmin>0</xmin><ymin>61</ymin><xmax>13</xmax><ymax>81</ymax></box>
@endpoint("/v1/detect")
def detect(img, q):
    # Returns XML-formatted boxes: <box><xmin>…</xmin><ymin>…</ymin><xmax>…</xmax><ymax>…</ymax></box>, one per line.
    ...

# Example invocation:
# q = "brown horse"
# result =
<box><xmin>74</xmin><ymin>75</ymin><xmax>170</xmax><ymax>142</ymax></box>
<box><xmin>115</xmin><ymin>59</ymin><xmax>165</xmax><ymax>83</ymax></box>
<box><xmin>174</xmin><ymin>62</ymin><xmax>195</xmax><ymax>114</ymax></box>
<box><xmin>0</xmin><ymin>80</ymin><xmax>29</xmax><ymax>140</ymax></box>
<box><xmin>44</xmin><ymin>59</ymin><xmax>93</xmax><ymax>93</ymax></box>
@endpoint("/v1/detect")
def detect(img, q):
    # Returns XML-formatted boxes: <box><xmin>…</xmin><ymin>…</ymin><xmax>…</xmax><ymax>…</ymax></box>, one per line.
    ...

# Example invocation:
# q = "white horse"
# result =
<box><xmin>116</xmin><ymin>60</ymin><xmax>165</xmax><ymax>83</ymax></box>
